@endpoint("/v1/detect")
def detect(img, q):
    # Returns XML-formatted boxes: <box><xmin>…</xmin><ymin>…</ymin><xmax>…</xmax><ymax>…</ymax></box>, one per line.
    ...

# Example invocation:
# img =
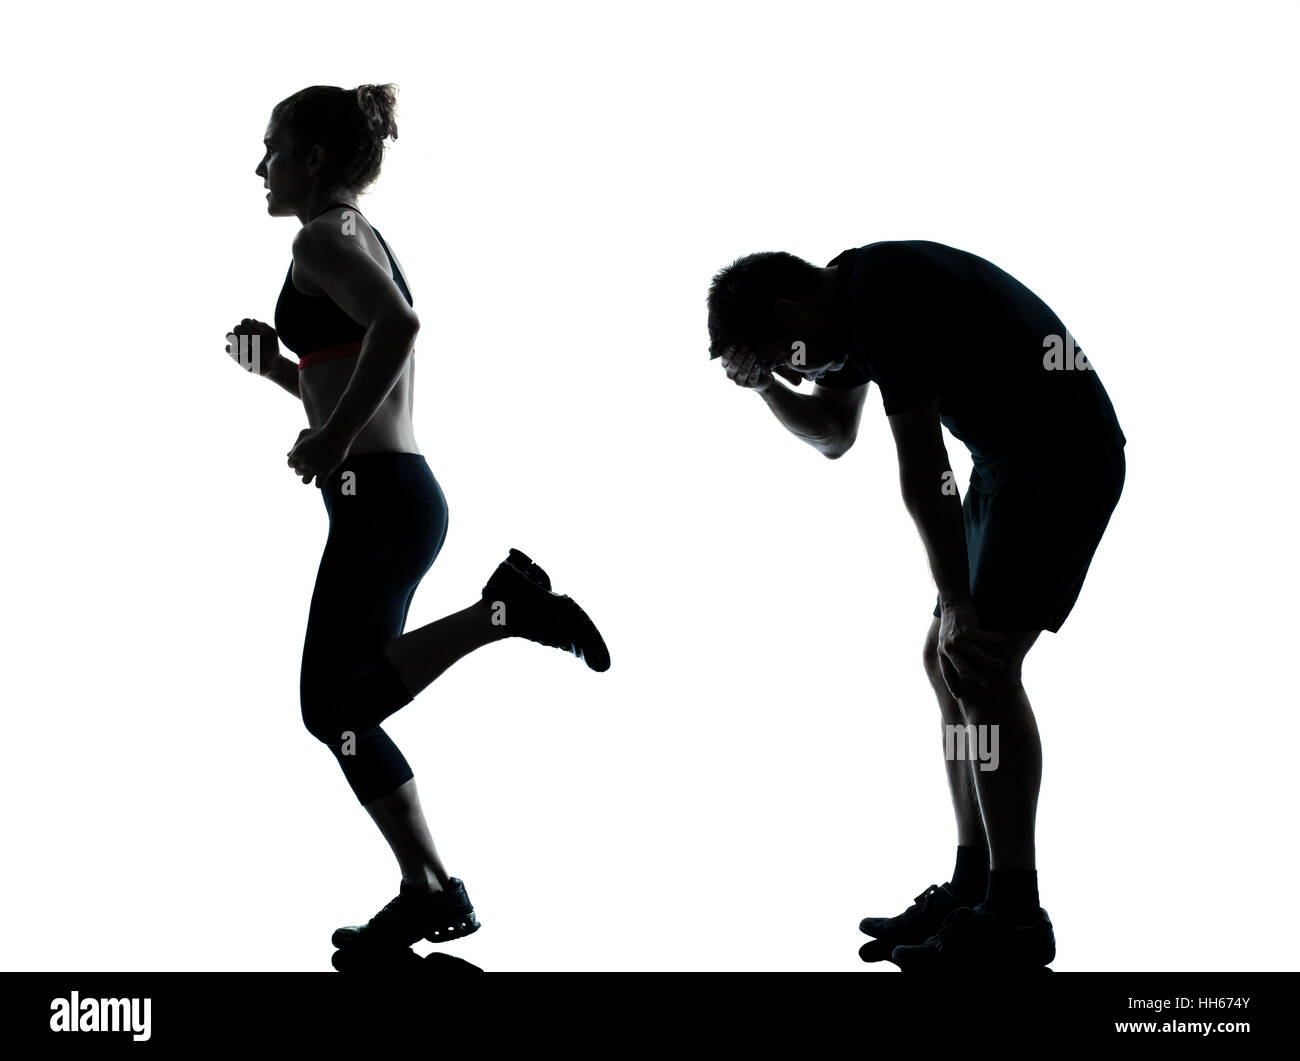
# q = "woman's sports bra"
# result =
<box><xmin>273</xmin><ymin>201</ymin><xmax>414</xmax><ymax>371</ymax></box>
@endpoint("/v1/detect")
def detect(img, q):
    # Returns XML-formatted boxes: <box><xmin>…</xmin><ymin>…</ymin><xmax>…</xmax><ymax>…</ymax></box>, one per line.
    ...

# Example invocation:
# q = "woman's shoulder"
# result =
<box><xmin>291</xmin><ymin>208</ymin><xmax>379</xmax><ymax>268</ymax></box>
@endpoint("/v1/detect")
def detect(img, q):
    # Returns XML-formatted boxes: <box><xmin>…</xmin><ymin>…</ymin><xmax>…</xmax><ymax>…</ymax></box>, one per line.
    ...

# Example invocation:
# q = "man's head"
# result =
<box><xmin>706</xmin><ymin>251</ymin><xmax>846</xmax><ymax>381</ymax></box>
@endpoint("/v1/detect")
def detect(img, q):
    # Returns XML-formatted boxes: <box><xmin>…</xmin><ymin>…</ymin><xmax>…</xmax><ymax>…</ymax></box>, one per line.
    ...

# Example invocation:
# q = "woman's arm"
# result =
<box><xmin>264</xmin><ymin>354</ymin><xmax>301</xmax><ymax>399</ymax></box>
<box><xmin>288</xmin><ymin>223</ymin><xmax>420</xmax><ymax>442</ymax></box>
<box><xmin>323</xmin><ymin>314</ymin><xmax>418</xmax><ymax>443</ymax></box>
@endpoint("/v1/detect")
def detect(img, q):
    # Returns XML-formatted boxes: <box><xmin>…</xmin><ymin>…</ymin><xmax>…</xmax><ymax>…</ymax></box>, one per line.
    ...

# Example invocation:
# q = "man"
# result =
<box><xmin>707</xmin><ymin>240</ymin><xmax>1126</xmax><ymax>971</ymax></box>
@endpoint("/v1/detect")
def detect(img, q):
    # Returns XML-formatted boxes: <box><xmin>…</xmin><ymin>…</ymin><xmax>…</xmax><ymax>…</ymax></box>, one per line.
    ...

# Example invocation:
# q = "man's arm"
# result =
<box><xmin>757</xmin><ymin>377</ymin><xmax>868</xmax><ymax>458</ymax></box>
<box><xmin>719</xmin><ymin>348</ymin><xmax>868</xmax><ymax>457</ymax></box>
<box><xmin>290</xmin><ymin>223</ymin><xmax>420</xmax><ymax>443</ymax></box>
<box><xmin>887</xmin><ymin>394</ymin><xmax>971</xmax><ymax>606</ymax></box>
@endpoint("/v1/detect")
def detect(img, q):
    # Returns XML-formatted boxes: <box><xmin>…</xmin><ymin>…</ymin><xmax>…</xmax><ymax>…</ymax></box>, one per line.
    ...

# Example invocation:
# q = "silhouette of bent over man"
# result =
<box><xmin>706</xmin><ymin>240</ymin><xmax>1126</xmax><ymax>971</ymax></box>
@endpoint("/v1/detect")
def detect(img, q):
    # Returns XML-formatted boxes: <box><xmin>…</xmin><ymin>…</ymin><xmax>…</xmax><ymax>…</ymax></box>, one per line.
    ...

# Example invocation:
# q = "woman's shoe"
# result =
<box><xmin>481</xmin><ymin>554</ymin><xmax>610</xmax><ymax>672</ymax></box>
<box><xmin>331</xmin><ymin>878</ymin><xmax>480</xmax><ymax>949</ymax></box>
<box><xmin>504</xmin><ymin>547</ymin><xmax>551</xmax><ymax>590</ymax></box>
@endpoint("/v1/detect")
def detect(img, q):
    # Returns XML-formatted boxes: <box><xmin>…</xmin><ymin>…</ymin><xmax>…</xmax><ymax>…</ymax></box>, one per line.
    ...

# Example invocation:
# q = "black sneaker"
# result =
<box><xmin>504</xmin><ymin>547</ymin><xmax>551</xmax><ymax>591</ymax></box>
<box><xmin>331</xmin><ymin>878</ymin><xmax>480</xmax><ymax>950</ymax></box>
<box><xmin>481</xmin><ymin>553</ymin><xmax>610</xmax><ymax>672</ymax></box>
<box><xmin>890</xmin><ymin>903</ymin><xmax>1056</xmax><ymax>972</ymax></box>
<box><xmin>858</xmin><ymin>883</ymin><xmax>972</xmax><ymax>962</ymax></box>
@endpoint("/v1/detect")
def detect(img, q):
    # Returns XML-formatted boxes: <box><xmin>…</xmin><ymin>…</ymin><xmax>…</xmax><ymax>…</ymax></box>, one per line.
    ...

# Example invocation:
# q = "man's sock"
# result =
<box><xmin>948</xmin><ymin>844</ymin><xmax>989</xmax><ymax>904</ymax></box>
<box><xmin>983</xmin><ymin>869</ymin><xmax>1041</xmax><ymax>923</ymax></box>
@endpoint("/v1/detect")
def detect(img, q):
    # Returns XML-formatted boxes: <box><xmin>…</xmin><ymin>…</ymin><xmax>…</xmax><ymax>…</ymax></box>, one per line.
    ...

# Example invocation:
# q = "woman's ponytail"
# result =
<box><xmin>355</xmin><ymin>83</ymin><xmax>399</xmax><ymax>142</ymax></box>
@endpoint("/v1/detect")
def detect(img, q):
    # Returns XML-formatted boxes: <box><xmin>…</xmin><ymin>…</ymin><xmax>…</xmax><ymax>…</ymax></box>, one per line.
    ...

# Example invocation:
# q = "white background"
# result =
<box><xmin>2</xmin><ymin>0</ymin><xmax>1295</xmax><ymax>972</ymax></box>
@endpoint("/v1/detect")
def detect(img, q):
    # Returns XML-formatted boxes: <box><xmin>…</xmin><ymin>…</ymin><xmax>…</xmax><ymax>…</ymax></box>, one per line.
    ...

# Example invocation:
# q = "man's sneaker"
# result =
<box><xmin>331</xmin><ymin>878</ymin><xmax>480</xmax><ymax>950</ymax></box>
<box><xmin>890</xmin><ymin>903</ymin><xmax>1056</xmax><ymax>972</ymax></box>
<box><xmin>481</xmin><ymin>554</ymin><xmax>610</xmax><ymax>672</ymax></box>
<box><xmin>859</xmin><ymin>883</ymin><xmax>971</xmax><ymax>941</ymax></box>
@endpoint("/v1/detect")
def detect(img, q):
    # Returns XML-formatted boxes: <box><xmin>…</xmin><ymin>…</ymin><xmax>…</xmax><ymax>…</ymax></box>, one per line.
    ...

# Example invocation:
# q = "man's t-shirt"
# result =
<box><xmin>813</xmin><ymin>241</ymin><xmax>1126</xmax><ymax>480</ymax></box>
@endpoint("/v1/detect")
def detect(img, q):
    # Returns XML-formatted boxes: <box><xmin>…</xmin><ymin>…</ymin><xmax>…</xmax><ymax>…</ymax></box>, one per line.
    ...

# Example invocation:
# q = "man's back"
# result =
<box><xmin>824</xmin><ymin>241</ymin><xmax>1126</xmax><ymax>473</ymax></box>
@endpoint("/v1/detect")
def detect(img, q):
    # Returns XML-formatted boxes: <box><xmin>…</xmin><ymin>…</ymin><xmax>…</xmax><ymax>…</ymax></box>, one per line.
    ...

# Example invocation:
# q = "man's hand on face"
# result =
<box><xmin>721</xmin><ymin>347</ymin><xmax>778</xmax><ymax>391</ymax></box>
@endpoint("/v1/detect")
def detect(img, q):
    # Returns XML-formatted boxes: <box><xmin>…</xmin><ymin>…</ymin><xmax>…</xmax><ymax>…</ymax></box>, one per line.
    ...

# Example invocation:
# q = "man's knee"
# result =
<box><xmin>922</xmin><ymin>621</ymin><xmax>943</xmax><ymax>687</ymax></box>
<box><xmin>955</xmin><ymin>628</ymin><xmax>1038</xmax><ymax>715</ymax></box>
<box><xmin>956</xmin><ymin>661</ymin><xmax>1027</xmax><ymax>720</ymax></box>
<box><xmin>958</xmin><ymin>685</ymin><xmax>1005</xmax><ymax>722</ymax></box>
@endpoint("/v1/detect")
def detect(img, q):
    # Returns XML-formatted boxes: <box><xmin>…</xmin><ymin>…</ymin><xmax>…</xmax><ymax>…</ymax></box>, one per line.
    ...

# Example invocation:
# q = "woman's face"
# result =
<box><xmin>256</xmin><ymin>123</ymin><xmax>310</xmax><ymax>216</ymax></box>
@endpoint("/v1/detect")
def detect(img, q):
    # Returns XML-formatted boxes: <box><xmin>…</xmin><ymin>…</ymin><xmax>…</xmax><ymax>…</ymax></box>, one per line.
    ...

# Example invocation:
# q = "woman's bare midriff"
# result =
<box><xmin>300</xmin><ymin>353</ymin><xmax>420</xmax><ymax>455</ymax></box>
<box><xmin>292</xmin><ymin>211</ymin><xmax>420</xmax><ymax>456</ymax></box>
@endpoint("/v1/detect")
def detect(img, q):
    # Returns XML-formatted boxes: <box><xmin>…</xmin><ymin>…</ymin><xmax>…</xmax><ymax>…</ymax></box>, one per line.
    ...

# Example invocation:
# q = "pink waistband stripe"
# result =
<box><xmin>297</xmin><ymin>341</ymin><xmax>364</xmax><ymax>372</ymax></box>
<box><xmin>297</xmin><ymin>341</ymin><xmax>416</xmax><ymax>372</ymax></box>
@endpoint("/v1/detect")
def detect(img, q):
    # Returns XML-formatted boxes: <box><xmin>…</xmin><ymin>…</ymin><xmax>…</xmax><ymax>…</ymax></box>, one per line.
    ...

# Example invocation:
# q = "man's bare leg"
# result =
<box><xmin>857</xmin><ymin>619</ymin><xmax>990</xmax><ymax>958</ymax></box>
<box><xmin>888</xmin><ymin>624</ymin><xmax>1056</xmax><ymax>968</ymax></box>
<box><xmin>956</xmin><ymin>628</ymin><xmax>1042</xmax><ymax>873</ymax></box>
<box><xmin>923</xmin><ymin>617</ymin><xmax>986</xmax><ymax>853</ymax></box>
<box><xmin>888</xmin><ymin>625</ymin><xmax>1056</xmax><ymax>968</ymax></box>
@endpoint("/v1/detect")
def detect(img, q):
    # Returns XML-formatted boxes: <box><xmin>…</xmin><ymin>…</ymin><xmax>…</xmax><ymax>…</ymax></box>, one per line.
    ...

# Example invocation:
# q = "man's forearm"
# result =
<box><xmin>264</xmin><ymin>355</ymin><xmax>301</xmax><ymax>399</ymax></box>
<box><xmin>324</xmin><ymin>317</ymin><xmax>418</xmax><ymax>442</ymax></box>
<box><xmin>758</xmin><ymin>380</ymin><xmax>845</xmax><ymax>456</ymax></box>
<box><xmin>900</xmin><ymin>465</ymin><xmax>972</xmax><ymax>607</ymax></box>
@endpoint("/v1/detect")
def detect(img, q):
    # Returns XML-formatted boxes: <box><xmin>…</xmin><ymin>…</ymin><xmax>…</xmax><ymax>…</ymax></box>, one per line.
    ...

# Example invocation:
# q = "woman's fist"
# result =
<box><xmin>226</xmin><ymin>318</ymin><xmax>280</xmax><ymax>375</ymax></box>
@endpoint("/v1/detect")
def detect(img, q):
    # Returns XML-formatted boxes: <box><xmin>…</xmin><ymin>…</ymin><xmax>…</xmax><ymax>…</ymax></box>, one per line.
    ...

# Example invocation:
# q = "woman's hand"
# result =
<box><xmin>287</xmin><ymin>424</ymin><xmax>352</xmax><ymax>487</ymax></box>
<box><xmin>937</xmin><ymin>601</ymin><xmax>1007</xmax><ymax>701</ymax></box>
<box><xmin>226</xmin><ymin>319</ymin><xmax>280</xmax><ymax>376</ymax></box>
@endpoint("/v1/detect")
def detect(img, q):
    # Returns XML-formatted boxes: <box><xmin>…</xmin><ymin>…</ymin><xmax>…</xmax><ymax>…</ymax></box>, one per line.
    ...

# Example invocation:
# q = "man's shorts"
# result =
<box><xmin>932</xmin><ymin>438</ymin><xmax>1126</xmax><ymax>633</ymax></box>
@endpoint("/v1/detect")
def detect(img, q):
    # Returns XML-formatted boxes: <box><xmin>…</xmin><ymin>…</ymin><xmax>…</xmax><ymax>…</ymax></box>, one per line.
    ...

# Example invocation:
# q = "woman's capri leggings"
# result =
<box><xmin>300</xmin><ymin>452</ymin><xmax>448</xmax><ymax>805</ymax></box>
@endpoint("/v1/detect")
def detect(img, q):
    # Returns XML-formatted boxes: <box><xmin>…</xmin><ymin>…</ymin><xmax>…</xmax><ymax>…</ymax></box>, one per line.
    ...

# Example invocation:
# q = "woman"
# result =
<box><xmin>227</xmin><ymin>84</ymin><xmax>609</xmax><ymax>952</ymax></box>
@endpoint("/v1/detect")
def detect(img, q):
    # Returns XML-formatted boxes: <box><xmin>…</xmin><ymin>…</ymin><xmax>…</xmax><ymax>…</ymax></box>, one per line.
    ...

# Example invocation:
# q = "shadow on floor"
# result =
<box><xmin>331</xmin><ymin>948</ymin><xmax>484</xmax><ymax>975</ymax></box>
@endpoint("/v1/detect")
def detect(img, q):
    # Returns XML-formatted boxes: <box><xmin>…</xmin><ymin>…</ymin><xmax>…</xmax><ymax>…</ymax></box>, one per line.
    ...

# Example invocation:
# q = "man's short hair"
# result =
<box><xmin>707</xmin><ymin>251</ymin><xmax>822</xmax><ymax>360</ymax></box>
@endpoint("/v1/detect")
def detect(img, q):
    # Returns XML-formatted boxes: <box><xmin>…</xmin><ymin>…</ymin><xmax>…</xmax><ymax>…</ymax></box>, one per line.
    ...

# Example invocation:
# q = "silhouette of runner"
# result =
<box><xmin>707</xmin><ymin>241</ymin><xmax>1125</xmax><ymax>971</ymax></box>
<box><xmin>227</xmin><ymin>84</ymin><xmax>609</xmax><ymax>957</ymax></box>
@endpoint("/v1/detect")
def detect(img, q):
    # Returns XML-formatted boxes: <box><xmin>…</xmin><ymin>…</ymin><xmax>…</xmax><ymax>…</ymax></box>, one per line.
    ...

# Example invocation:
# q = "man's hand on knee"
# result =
<box><xmin>937</xmin><ymin>602</ymin><xmax>1007</xmax><ymax>701</ymax></box>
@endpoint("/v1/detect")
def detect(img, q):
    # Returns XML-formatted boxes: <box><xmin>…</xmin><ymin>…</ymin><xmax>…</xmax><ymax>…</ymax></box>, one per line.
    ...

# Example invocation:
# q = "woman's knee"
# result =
<box><xmin>300</xmin><ymin>675</ymin><xmax>354</xmax><ymax>744</ymax></box>
<box><xmin>301</xmin><ymin>697</ymin><xmax>343</xmax><ymax>744</ymax></box>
